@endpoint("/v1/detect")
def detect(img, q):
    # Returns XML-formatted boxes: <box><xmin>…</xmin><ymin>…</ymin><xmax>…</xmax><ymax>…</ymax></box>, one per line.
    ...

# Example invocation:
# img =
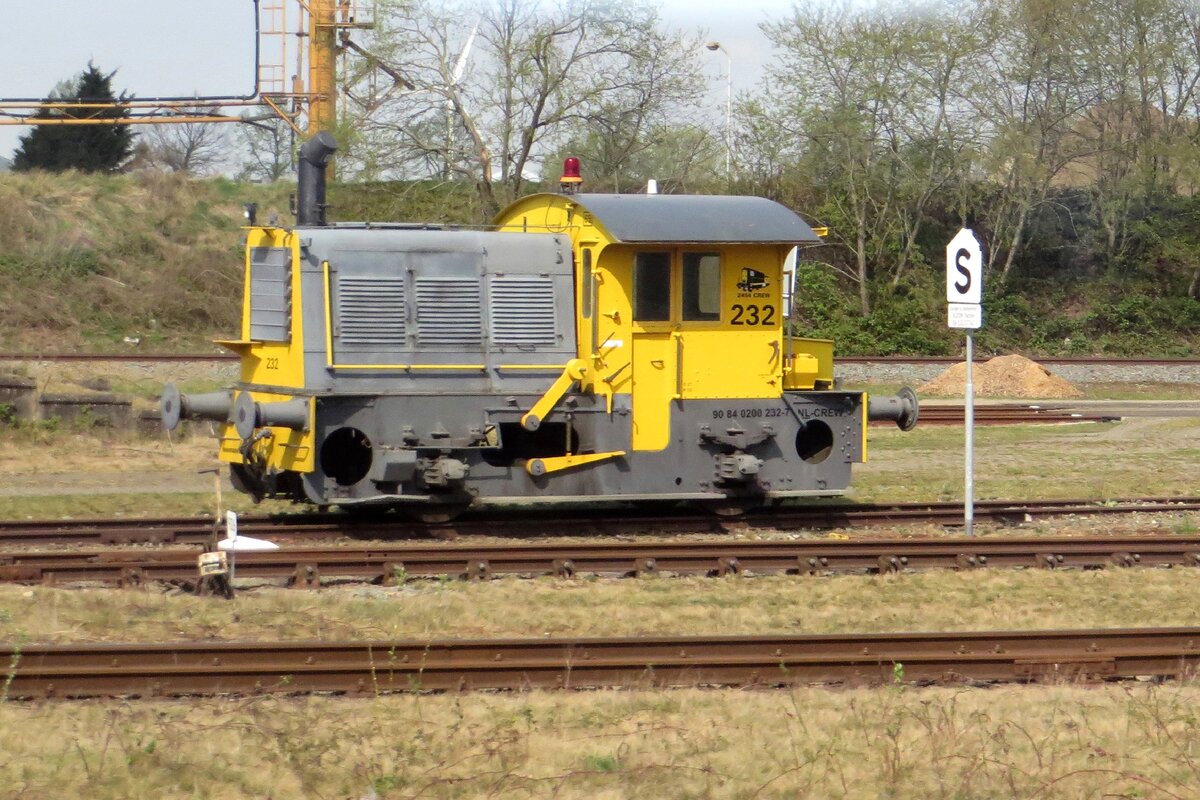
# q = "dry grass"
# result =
<box><xmin>0</xmin><ymin>428</ymin><xmax>259</xmax><ymax>519</ymax></box>
<box><xmin>4</xmin><ymin>358</ymin><xmax>235</xmax><ymax>403</ymax></box>
<box><xmin>0</xmin><ymin>421</ymin><xmax>295</xmax><ymax>519</ymax></box>
<box><xmin>0</xmin><ymin>493</ymin><xmax>284</xmax><ymax>522</ymax></box>
<box><xmin>0</xmin><ymin>429</ymin><xmax>212</xmax><ymax>477</ymax></box>
<box><xmin>1</xmin><ymin>415</ymin><xmax>1198</xmax><ymax>520</ymax></box>
<box><xmin>855</xmin><ymin>417</ymin><xmax>1200</xmax><ymax>502</ymax></box>
<box><xmin>4</xmin><ymin>566</ymin><xmax>1200</xmax><ymax>644</ymax></box>
<box><xmin>1080</xmin><ymin>382</ymin><xmax>1200</xmax><ymax>400</ymax></box>
<box><xmin>3</xmin><ymin>685</ymin><xmax>1200</xmax><ymax>799</ymax></box>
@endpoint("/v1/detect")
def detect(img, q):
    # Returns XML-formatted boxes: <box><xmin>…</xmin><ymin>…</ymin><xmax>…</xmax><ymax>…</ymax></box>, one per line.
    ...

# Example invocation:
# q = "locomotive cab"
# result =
<box><xmin>163</xmin><ymin>139</ymin><xmax>917</xmax><ymax>515</ymax></box>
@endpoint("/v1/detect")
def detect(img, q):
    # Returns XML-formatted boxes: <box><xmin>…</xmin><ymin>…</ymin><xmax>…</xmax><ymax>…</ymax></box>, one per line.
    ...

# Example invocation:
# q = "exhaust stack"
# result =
<box><xmin>296</xmin><ymin>132</ymin><xmax>339</xmax><ymax>226</ymax></box>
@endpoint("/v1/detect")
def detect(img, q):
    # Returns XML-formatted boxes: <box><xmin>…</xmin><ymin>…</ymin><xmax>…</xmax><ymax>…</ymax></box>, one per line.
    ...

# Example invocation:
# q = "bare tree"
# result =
<box><xmin>342</xmin><ymin>0</ymin><xmax>707</xmax><ymax>216</ymax></box>
<box><xmin>236</xmin><ymin>111</ymin><xmax>295</xmax><ymax>183</ymax></box>
<box><xmin>143</xmin><ymin>106</ymin><xmax>230</xmax><ymax>175</ymax></box>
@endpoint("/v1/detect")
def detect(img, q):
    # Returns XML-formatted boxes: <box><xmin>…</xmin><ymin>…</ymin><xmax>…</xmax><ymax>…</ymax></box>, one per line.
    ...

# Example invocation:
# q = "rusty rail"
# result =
<box><xmin>7</xmin><ymin>532</ymin><xmax>1200</xmax><ymax>587</ymax></box>
<box><xmin>7</xmin><ymin>628</ymin><xmax>1200</xmax><ymax>699</ymax></box>
<box><xmin>2</xmin><ymin>497</ymin><xmax>1199</xmax><ymax>547</ymax></box>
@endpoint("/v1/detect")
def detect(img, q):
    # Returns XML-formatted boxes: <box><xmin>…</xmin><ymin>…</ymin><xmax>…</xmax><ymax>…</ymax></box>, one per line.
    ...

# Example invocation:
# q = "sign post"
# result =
<box><xmin>217</xmin><ymin>510</ymin><xmax>280</xmax><ymax>596</ymax></box>
<box><xmin>225</xmin><ymin>510</ymin><xmax>239</xmax><ymax>585</ymax></box>
<box><xmin>946</xmin><ymin>229</ymin><xmax>983</xmax><ymax>536</ymax></box>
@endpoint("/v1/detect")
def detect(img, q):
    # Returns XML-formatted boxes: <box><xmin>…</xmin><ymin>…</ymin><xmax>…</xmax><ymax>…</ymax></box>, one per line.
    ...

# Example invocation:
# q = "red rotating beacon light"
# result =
<box><xmin>560</xmin><ymin>156</ymin><xmax>582</xmax><ymax>194</ymax></box>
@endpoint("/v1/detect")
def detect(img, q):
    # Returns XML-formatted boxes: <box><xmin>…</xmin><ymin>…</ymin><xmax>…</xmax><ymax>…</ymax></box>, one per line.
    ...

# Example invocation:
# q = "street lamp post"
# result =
<box><xmin>705</xmin><ymin>41</ymin><xmax>732</xmax><ymax>183</ymax></box>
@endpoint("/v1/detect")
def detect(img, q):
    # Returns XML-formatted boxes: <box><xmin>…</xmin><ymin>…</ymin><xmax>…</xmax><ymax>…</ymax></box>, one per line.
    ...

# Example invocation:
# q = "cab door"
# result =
<box><xmin>630</xmin><ymin>251</ymin><xmax>676</xmax><ymax>451</ymax></box>
<box><xmin>629</xmin><ymin>247</ymin><xmax>782</xmax><ymax>450</ymax></box>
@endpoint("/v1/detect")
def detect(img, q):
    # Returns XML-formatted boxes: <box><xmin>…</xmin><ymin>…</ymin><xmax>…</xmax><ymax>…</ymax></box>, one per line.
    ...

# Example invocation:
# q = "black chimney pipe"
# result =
<box><xmin>296</xmin><ymin>132</ymin><xmax>338</xmax><ymax>226</ymax></box>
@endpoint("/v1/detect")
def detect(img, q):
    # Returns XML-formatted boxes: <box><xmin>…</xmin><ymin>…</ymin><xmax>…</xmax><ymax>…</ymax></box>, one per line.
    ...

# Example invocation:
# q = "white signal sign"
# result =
<box><xmin>946</xmin><ymin>228</ymin><xmax>983</xmax><ymax>305</ymax></box>
<box><xmin>945</xmin><ymin>228</ymin><xmax>984</xmax><ymax>536</ymax></box>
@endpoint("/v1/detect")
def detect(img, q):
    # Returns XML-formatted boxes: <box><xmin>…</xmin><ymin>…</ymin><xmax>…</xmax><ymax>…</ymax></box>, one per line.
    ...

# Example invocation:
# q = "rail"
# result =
<box><xmin>2</xmin><ymin>497</ymin><xmax>1198</xmax><ymax>547</ymax></box>
<box><xmin>6</xmin><ymin>532</ymin><xmax>1200</xmax><ymax>587</ymax></box>
<box><xmin>8</xmin><ymin>628</ymin><xmax>1200</xmax><ymax>698</ymax></box>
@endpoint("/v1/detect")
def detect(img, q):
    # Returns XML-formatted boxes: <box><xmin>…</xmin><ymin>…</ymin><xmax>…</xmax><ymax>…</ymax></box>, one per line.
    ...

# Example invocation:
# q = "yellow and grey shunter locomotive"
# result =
<box><xmin>162</xmin><ymin>134</ymin><xmax>918</xmax><ymax>517</ymax></box>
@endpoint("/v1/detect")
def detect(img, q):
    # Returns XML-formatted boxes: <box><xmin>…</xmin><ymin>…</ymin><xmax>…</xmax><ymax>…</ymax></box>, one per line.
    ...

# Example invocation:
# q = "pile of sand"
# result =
<box><xmin>918</xmin><ymin>354</ymin><xmax>1084</xmax><ymax>399</ymax></box>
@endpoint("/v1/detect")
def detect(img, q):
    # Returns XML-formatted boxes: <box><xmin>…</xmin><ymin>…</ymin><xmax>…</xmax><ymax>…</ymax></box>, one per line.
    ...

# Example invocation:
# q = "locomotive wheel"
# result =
<box><xmin>406</xmin><ymin>503</ymin><xmax>470</xmax><ymax>525</ymax></box>
<box><xmin>703</xmin><ymin>498</ymin><xmax>764</xmax><ymax>518</ymax></box>
<box><xmin>339</xmin><ymin>504</ymin><xmax>395</xmax><ymax>520</ymax></box>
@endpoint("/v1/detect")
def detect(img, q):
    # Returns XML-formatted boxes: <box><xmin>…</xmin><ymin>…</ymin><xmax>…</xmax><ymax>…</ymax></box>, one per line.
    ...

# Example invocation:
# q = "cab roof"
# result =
<box><xmin>498</xmin><ymin>192</ymin><xmax>822</xmax><ymax>244</ymax></box>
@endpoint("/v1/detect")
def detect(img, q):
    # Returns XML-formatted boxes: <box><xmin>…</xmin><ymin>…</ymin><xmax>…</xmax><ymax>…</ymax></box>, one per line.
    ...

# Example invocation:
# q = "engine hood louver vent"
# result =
<box><xmin>335</xmin><ymin>276</ymin><xmax>406</xmax><ymax>344</ymax></box>
<box><xmin>249</xmin><ymin>247</ymin><xmax>291</xmax><ymax>342</ymax></box>
<box><xmin>416</xmin><ymin>277</ymin><xmax>483</xmax><ymax>346</ymax></box>
<box><xmin>489</xmin><ymin>277</ymin><xmax>556</xmax><ymax>347</ymax></box>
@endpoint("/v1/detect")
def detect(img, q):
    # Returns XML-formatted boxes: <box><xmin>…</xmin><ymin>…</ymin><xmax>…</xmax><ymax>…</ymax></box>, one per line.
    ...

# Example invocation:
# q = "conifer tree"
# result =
<box><xmin>13</xmin><ymin>62</ymin><xmax>135</xmax><ymax>172</ymax></box>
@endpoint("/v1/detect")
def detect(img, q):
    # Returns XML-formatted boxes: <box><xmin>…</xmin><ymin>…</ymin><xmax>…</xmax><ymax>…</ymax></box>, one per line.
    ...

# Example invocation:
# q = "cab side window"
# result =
<box><xmin>682</xmin><ymin>253</ymin><xmax>721</xmax><ymax>321</ymax></box>
<box><xmin>634</xmin><ymin>252</ymin><xmax>671</xmax><ymax>321</ymax></box>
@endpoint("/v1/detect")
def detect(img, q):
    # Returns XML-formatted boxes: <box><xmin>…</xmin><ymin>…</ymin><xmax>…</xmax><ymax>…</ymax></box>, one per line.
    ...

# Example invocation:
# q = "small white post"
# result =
<box><xmin>965</xmin><ymin>334</ymin><xmax>975</xmax><ymax>536</ymax></box>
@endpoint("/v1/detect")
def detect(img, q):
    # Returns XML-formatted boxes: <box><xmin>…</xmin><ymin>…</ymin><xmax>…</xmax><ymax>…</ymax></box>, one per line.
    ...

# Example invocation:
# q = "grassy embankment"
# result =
<box><xmin>0</xmin><ymin>170</ymin><xmax>480</xmax><ymax>352</ymax></box>
<box><xmin>0</xmin><ymin>171</ymin><xmax>286</xmax><ymax>351</ymax></box>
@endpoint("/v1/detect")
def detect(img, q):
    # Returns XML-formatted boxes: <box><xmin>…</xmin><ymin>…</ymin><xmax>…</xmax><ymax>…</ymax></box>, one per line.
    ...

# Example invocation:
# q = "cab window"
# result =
<box><xmin>633</xmin><ymin>252</ymin><xmax>671</xmax><ymax>321</ymax></box>
<box><xmin>682</xmin><ymin>253</ymin><xmax>721</xmax><ymax>321</ymax></box>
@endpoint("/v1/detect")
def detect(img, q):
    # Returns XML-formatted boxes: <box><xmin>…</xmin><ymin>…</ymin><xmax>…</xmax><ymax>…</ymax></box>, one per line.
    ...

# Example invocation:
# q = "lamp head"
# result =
<box><xmin>560</xmin><ymin>156</ymin><xmax>582</xmax><ymax>194</ymax></box>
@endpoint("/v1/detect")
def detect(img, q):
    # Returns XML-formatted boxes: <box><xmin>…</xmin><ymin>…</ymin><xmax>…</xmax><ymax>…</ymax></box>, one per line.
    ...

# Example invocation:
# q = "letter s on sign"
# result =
<box><xmin>954</xmin><ymin>248</ymin><xmax>972</xmax><ymax>294</ymax></box>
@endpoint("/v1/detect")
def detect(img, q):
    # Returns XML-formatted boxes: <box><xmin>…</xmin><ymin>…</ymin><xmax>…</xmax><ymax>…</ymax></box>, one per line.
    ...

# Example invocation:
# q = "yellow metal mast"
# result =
<box><xmin>261</xmin><ymin>0</ymin><xmax>374</xmax><ymax>137</ymax></box>
<box><xmin>307</xmin><ymin>0</ymin><xmax>338</xmax><ymax>136</ymax></box>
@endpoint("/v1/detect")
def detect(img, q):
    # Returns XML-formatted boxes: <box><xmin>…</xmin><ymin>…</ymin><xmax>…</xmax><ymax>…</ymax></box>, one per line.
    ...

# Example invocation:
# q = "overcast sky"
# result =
<box><xmin>0</xmin><ymin>0</ymin><xmax>798</xmax><ymax>163</ymax></box>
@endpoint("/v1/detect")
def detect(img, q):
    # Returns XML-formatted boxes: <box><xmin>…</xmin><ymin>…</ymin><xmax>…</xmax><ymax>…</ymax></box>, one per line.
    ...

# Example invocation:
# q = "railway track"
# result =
<box><xmin>2</xmin><ymin>497</ymin><xmax>1198</xmax><ymax>547</ymax></box>
<box><xmin>2</xmin><ymin>352</ymin><xmax>1197</xmax><ymax>366</ymax></box>
<box><xmin>7</xmin><ymin>627</ymin><xmax>1200</xmax><ymax>699</ymax></box>
<box><xmin>5</xmin><ymin>532</ymin><xmax>1200</xmax><ymax>587</ymax></box>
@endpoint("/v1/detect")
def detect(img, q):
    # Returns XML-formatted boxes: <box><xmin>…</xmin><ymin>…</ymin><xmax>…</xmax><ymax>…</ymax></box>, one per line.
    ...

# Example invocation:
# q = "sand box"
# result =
<box><xmin>918</xmin><ymin>354</ymin><xmax>1084</xmax><ymax>399</ymax></box>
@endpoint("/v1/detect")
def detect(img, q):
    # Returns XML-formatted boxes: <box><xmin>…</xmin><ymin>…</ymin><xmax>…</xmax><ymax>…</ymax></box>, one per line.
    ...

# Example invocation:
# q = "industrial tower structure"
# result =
<box><xmin>0</xmin><ymin>0</ymin><xmax>378</xmax><ymax>136</ymax></box>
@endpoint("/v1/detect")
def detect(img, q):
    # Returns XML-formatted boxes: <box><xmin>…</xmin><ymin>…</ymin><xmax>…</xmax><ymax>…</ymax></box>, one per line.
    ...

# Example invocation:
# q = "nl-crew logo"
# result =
<box><xmin>737</xmin><ymin>268</ymin><xmax>770</xmax><ymax>294</ymax></box>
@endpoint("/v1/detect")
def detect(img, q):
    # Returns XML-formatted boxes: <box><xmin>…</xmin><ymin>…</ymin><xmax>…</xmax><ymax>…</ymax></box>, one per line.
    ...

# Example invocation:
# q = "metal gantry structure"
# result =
<box><xmin>0</xmin><ymin>0</ymin><xmax>376</xmax><ymax>136</ymax></box>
